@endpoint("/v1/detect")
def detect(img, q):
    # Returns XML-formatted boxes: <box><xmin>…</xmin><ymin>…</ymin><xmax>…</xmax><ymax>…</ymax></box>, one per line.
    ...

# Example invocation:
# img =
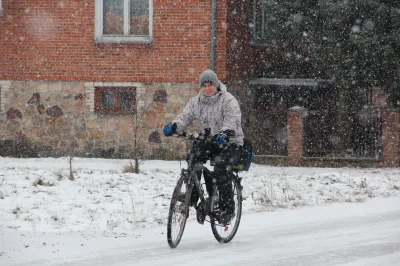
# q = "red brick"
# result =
<box><xmin>381</xmin><ymin>112</ymin><xmax>400</xmax><ymax>167</ymax></box>
<box><xmin>0</xmin><ymin>0</ymin><xmax>229</xmax><ymax>82</ymax></box>
<box><xmin>287</xmin><ymin>108</ymin><xmax>305</xmax><ymax>165</ymax></box>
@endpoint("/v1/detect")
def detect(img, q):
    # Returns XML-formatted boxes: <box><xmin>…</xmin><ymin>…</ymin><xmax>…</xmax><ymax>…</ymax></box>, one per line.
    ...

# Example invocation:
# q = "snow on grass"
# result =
<box><xmin>0</xmin><ymin>157</ymin><xmax>399</xmax><ymax>234</ymax></box>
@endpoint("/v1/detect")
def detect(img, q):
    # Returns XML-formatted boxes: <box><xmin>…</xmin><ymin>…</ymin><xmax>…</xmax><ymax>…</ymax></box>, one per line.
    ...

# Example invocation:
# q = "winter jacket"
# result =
<box><xmin>173</xmin><ymin>83</ymin><xmax>244</xmax><ymax>146</ymax></box>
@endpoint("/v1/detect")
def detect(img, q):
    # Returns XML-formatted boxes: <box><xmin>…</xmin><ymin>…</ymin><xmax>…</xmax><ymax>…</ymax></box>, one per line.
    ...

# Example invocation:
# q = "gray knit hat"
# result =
<box><xmin>199</xmin><ymin>69</ymin><xmax>220</xmax><ymax>88</ymax></box>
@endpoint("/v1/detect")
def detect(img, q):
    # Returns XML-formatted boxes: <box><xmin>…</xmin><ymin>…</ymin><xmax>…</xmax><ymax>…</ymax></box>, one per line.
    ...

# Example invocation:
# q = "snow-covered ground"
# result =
<box><xmin>1</xmin><ymin>157</ymin><xmax>400</xmax><ymax>265</ymax></box>
<box><xmin>1</xmin><ymin>157</ymin><xmax>400</xmax><ymax>233</ymax></box>
<box><xmin>2</xmin><ymin>197</ymin><xmax>400</xmax><ymax>265</ymax></box>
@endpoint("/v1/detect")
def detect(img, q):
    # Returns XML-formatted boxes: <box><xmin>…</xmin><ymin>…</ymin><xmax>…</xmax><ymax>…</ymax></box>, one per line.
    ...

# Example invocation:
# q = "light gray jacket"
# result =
<box><xmin>173</xmin><ymin>83</ymin><xmax>244</xmax><ymax>146</ymax></box>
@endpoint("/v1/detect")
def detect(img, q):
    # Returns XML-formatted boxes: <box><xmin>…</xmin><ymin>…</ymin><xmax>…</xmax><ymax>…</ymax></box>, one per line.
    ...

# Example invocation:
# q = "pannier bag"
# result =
<box><xmin>235</xmin><ymin>139</ymin><xmax>254</xmax><ymax>171</ymax></box>
<box><xmin>210</xmin><ymin>139</ymin><xmax>254</xmax><ymax>171</ymax></box>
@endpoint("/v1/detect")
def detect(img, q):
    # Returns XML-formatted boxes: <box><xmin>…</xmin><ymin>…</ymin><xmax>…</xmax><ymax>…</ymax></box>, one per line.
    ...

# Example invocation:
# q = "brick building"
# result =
<box><xmin>0</xmin><ymin>0</ymin><xmax>399</xmax><ymax>166</ymax></box>
<box><xmin>0</xmin><ymin>0</ymin><xmax>231</xmax><ymax>159</ymax></box>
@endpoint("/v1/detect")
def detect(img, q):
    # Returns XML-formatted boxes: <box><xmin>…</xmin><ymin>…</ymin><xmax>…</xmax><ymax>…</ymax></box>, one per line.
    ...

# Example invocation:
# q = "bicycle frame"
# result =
<box><xmin>167</xmin><ymin>129</ymin><xmax>244</xmax><ymax>247</ymax></box>
<box><xmin>181</xmin><ymin>162</ymin><xmax>213</xmax><ymax>219</ymax></box>
<box><xmin>175</xmin><ymin>128</ymin><xmax>242</xmax><ymax>220</ymax></box>
<box><xmin>178</xmin><ymin>130</ymin><xmax>221</xmax><ymax>220</ymax></box>
<box><xmin>183</xmin><ymin>163</ymin><xmax>242</xmax><ymax>221</ymax></box>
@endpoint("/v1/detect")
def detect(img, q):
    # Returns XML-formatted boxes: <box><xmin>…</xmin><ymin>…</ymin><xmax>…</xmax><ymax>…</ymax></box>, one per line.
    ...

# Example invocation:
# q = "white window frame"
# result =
<box><xmin>0</xmin><ymin>0</ymin><xmax>3</xmax><ymax>17</ymax></box>
<box><xmin>95</xmin><ymin>0</ymin><xmax>153</xmax><ymax>44</ymax></box>
<box><xmin>85</xmin><ymin>82</ymin><xmax>146</xmax><ymax>113</ymax></box>
<box><xmin>0</xmin><ymin>81</ymin><xmax>11</xmax><ymax>113</ymax></box>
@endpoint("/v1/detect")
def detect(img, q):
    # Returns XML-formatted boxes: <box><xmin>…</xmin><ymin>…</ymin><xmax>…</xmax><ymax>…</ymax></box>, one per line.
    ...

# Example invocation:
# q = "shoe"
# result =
<box><xmin>219</xmin><ymin>210</ymin><xmax>235</xmax><ymax>225</ymax></box>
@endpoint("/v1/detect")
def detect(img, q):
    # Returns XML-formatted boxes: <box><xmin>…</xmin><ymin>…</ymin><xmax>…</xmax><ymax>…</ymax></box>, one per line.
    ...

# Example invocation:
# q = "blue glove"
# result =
<box><xmin>215</xmin><ymin>131</ymin><xmax>229</xmax><ymax>145</ymax></box>
<box><xmin>163</xmin><ymin>123</ymin><xmax>176</xmax><ymax>136</ymax></box>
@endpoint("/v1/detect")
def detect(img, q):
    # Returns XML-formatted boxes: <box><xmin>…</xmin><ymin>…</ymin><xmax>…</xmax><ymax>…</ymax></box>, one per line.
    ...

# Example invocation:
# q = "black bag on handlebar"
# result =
<box><xmin>236</xmin><ymin>139</ymin><xmax>254</xmax><ymax>171</ymax></box>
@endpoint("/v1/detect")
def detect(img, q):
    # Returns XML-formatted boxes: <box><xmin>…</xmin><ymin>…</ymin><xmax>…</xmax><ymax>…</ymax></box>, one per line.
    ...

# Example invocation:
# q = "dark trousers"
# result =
<box><xmin>189</xmin><ymin>142</ymin><xmax>242</xmax><ymax>213</ymax></box>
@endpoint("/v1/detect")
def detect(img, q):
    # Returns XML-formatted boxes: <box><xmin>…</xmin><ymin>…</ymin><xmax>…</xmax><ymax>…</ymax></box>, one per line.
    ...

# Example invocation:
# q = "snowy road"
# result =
<box><xmin>2</xmin><ymin>197</ymin><xmax>400</xmax><ymax>266</ymax></box>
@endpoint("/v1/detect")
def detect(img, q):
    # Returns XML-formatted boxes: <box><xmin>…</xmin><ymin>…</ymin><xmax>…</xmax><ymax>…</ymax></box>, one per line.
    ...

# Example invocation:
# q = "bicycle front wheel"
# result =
<box><xmin>211</xmin><ymin>179</ymin><xmax>242</xmax><ymax>243</ymax></box>
<box><xmin>167</xmin><ymin>173</ymin><xmax>193</xmax><ymax>248</ymax></box>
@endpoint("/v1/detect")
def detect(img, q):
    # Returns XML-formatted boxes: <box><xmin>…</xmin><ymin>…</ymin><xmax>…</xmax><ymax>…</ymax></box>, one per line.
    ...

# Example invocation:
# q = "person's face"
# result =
<box><xmin>201</xmin><ymin>83</ymin><xmax>217</xmax><ymax>97</ymax></box>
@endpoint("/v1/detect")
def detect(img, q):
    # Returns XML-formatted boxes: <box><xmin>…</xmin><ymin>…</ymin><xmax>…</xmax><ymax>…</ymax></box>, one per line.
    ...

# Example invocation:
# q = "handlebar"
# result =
<box><xmin>173</xmin><ymin>128</ymin><xmax>212</xmax><ymax>140</ymax></box>
<box><xmin>172</xmin><ymin>128</ymin><xmax>235</xmax><ymax>141</ymax></box>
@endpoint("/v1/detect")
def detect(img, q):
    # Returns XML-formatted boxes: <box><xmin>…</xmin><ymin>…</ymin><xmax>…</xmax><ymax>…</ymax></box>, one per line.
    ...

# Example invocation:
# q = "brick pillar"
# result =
<box><xmin>381</xmin><ymin>110</ymin><xmax>399</xmax><ymax>167</ymax></box>
<box><xmin>287</xmin><ymin>106</ymin><xmax>307</xmax><ymax>166</ymax></box>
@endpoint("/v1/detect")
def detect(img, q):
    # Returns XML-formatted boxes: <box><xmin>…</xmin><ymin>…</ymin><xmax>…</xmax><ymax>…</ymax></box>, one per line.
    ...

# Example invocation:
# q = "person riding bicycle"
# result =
<box><xmin>163</xmin><ymin>69</ymin><xmax>244</xmax><ymax>225</ymax></box>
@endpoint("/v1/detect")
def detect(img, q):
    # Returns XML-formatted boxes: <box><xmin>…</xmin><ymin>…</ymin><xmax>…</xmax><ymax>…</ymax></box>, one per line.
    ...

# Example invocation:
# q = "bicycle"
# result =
<box><xmin>167</xmin><ymin>128</ymin><xmax>253</xmax><ymax>248</ymax></box>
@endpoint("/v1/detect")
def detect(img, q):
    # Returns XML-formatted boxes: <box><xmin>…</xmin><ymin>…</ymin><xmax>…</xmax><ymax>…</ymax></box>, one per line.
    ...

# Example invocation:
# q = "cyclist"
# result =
<box><xmin>163</xmin><ymin>69</ymin><xmax>244</xmax><ymax>225</ymax></box>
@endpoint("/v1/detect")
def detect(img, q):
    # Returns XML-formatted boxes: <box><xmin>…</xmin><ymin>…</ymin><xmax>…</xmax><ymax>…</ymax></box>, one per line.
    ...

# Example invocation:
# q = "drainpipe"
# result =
<box><xmin>210</xmin><ymin>0</ymin><xmax>217</xmax><ymax>71</ymax></box>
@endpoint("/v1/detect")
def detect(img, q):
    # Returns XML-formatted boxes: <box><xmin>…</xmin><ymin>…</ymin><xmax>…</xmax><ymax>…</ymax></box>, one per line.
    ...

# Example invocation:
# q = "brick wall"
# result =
<box><xmin>0</xmin><ymin>0</ymin><xmax>228</xmax><ymax>82</ymax></box>
<box><xmin>287</xmin><ymin>107</ymin><xmax>307</xmax><ymax>166</ymax></box>
<box><xmin>226</xmin><ymin>0</ymin><xmax>274</xmax><ymax>82</ymax></box>
<box><xmin>379</xmin><ymin>111</ymin><xmax>400</xmax><ymax>167</ymax></box>
<box><xmin>287</xmin><ymin>107</ymin><xmax>400</xmax><ymax>168</ymax></box>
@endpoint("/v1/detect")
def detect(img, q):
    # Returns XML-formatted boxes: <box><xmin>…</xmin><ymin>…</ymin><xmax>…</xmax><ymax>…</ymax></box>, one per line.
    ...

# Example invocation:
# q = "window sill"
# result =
<box><xmin>250</xmin><ymin>41</ymin><xmax>282</xmax><ymax>47</ymax></box>
<box><xmin>95</xmin><ymin>110</ymin><xmax>136</xmax><ymax>116</ymax></box>
<box><xmin>95</xmin><ymin>36</ymin><xmax>152</xmax><ymax>44</ymax></box>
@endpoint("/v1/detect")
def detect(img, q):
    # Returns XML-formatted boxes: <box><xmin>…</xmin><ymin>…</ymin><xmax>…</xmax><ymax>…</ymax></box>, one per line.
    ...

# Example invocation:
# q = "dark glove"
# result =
<box><xmin>163</xmin><ymin>123</ymin><xmax>177</xmax><ymax>136</ymax></box>
<box><xmin>215</xmin><ymin>131</ymin><xmax>229</xmax><ymax>145</ymax></box>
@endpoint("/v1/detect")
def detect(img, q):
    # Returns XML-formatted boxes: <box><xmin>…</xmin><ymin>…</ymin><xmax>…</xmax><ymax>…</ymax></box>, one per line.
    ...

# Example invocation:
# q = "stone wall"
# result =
<box><xmin>0</xmin><ymin>80</ymin><xmax>199</xmax><ymax>158</ymax></box>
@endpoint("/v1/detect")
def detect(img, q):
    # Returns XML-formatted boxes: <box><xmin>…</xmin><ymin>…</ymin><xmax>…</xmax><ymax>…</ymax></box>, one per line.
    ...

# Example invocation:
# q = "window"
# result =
<box><xmin>95</xmin><ymin>0</ymin><xmax>153</xmax><ymax>43</ymax></box>
<box><xmin>252</xmin><ymin>0</ymin><xmax>347</xmax><ymax>78</ymax></box>
<box><xmin>0</xmin><ymin>0</ymin><xmax>2</xmax><ymax>17</ymax></box>
<box><xmin>253</xmin><ymin>0</ymin><xmax>325</xmax><ymax>45</ymax></box>
<box><xmin>94</xmin><ymin>87</ymin><xmax>136</xmax><ymax>114</ymax></box>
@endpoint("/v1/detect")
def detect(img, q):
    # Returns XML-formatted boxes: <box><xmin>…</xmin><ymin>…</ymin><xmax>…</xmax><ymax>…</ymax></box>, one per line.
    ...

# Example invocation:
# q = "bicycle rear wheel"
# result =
<box><xmin>210</xmin><ymin>179</ymin><xmax>242</xmax><ymax>243</ymax></box>
<box><xmin>167</xmin><ymin>173</ymin><xmax>193</xmax><ymax>248</ymax></box>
